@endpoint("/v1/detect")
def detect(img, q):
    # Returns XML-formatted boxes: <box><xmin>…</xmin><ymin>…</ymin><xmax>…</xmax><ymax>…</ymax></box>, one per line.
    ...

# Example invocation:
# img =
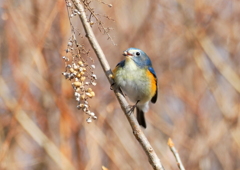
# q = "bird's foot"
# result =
<box><xmin>110</xmin><ymin>84</ymin><xmax>125</xmax><ymax>97</ymax></box>
<box><xmin>126</xmin><ymin>100</ymin><xmax>140</xmax><ymax>115</ymax></box>
<box><xmin>110</xmin><ymin>82</ymin><xmax>116</xmax><ymax>90</ymax></box>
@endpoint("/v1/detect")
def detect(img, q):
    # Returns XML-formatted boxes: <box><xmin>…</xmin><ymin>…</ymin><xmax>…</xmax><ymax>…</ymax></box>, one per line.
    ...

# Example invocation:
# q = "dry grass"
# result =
<box><xmin>0</xmin><ymin>0</ymin><xmax>240</xmax><ymax>170</ymax></box>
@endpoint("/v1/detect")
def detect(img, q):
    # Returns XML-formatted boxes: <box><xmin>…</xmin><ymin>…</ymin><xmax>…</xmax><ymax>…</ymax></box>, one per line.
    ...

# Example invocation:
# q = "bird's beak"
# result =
<box><xmin>123</xmin><ymin>51</ymin><xmax>133</xmax><ymax>57</ymax></box>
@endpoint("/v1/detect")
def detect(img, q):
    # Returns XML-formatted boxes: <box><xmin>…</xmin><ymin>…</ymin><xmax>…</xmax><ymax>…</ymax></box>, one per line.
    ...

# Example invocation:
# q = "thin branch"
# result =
<box><xmin>168</xmin><ymin>138</ymin><xmax>185</xmax><ymax>170</ymax></box>
<box><xmin>81</xmin><ymin>0</ymin><xmax>116</xmax><ymax>45</ymax></box>
<box><xmin>71</xmin><ymin>0</ymin><xmax>165</xmax><ymax>169</ymax></box>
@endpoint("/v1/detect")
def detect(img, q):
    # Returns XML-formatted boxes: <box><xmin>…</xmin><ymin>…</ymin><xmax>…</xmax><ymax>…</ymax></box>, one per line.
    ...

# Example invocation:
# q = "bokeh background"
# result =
<box><xmin>1</xmin><ymin>0</ymin><xmax>240</xmax><ymax>170</ymax></box>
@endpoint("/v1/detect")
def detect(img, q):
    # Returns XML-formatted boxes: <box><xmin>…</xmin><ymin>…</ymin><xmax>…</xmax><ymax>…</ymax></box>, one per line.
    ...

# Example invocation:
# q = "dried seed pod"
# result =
<box><xmin>89</xmin><ymin>112</ymin><xmax>95</xmax><ymax>116</ymax></box>
<box><xmin>86</xmin><ymin>117</ymin><xmax>92</xmax><ymax>123</ymax></box>
<box><xmin>80</xmin><ymin>76</ymin><xmax>86</xmax><ymax>81</ymax></box>
<box><xmin>62</xmin><ymin>56</ymin><xmax>69</xmax><ymax>61</ymax></box>
<box><xmin>90</xmin><ymin>91</ymin><xmax>95</xmax><ymax>97</ymax></box>
<box><xmin>62</xmin><ymin>73</ymin><xmax>70</xmax><ymax>79</ymax></box>
<box><xmin>81</xmin><ymin>94</ymin><xmax>85</xmax><ymax>100</ymax></box>
<box><xmin>74</xmin><ymin>92</ymin><xmax>80</xmax><ymax>97</ymax></box>
<box><xmin>86</xmin><ymin>92</ymin><xmax>92</xmax><ymax>98</ymax></box>
<box><xmin>78</xmin><ymin>61</ymin><xmax>84</xmax><ymax>66</ymax></box>
<box><xmin>77</xmin><ymin>105</ymin><xmax>81</xmax><ymax>110</ymax></box>
<box><xmin>91</xmin><ymin>82</ymin><xmax>97</xmax><ymax>86</ymax></box>
<box><xmin>87</xmin><ymin>88</ymin><xmax>92</xmax><ymax>92</ymax></box>
<box><xmin>69</xmin><ymin>68</ymin><xmax>74</xmax><ymax>73</ymax></box>
<box><xmin>68</xmin><ymin>41</ymin><xmax>73</xmax><ymax>46</ymax></box>
<box><xmin>72</xmin><ymin>81</ymin><xmax>82</xmax><ymax>87</ymax></box>
<box><xmin>65</xmin><ymin>49</ymin><xmax>70</xmax><ymax>53</ymax></box>
<box><xmin>73</xmin><ymin>64</ymin><xmax>79</xmax><ymax>70</ymax></box>
<box><xmin>91</xmin><ymin>74</ymin><xmax>97</xmax><ymax>79</ymax></box>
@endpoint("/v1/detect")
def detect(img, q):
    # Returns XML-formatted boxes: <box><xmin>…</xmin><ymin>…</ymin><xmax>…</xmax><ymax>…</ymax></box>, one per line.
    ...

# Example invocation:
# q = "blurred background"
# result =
<box><xmin>0</xmin><ymin>0</ymin><xmax>240</xmax><ymax>170</ymax></box>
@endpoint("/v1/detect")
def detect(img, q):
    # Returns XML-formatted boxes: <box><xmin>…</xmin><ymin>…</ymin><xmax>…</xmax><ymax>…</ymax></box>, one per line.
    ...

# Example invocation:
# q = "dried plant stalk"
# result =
<box><xmin>71</xmin><ymin>0</ymin><xmax>165</xmax><ymax>169</ymax></box>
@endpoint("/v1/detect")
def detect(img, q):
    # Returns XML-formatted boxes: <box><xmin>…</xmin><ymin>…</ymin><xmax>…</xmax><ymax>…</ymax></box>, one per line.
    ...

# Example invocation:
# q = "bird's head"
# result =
<box><xmin>123</xmin><ymin>48</ymin><xmax>152</xmax><ymax>67</ymax></box>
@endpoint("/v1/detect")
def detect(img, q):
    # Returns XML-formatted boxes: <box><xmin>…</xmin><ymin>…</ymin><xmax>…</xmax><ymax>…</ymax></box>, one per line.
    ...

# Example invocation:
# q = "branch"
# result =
<box><xmin>168</xmin><ymin>138</ymin><xmax>185</xmax><ymax>170</ymax></box>
<box><xmin>71</xmin><ymin>0</ymin><xmax>165</xmax><ymax>169</ymax></box>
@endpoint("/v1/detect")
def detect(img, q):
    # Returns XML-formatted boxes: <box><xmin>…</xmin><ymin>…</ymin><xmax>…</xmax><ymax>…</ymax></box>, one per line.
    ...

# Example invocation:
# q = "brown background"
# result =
<box><xmin>0</xmin><ymin>0</ymin><xmax>240</xmax><ymax>170</ymax></box>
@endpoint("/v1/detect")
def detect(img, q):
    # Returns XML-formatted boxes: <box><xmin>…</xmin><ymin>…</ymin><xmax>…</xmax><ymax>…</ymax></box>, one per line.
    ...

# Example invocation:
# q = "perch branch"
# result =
<box><xmin>71</xmin><ymin>0</ymin><xmax>165</xmax><ymax>169</ymax></box>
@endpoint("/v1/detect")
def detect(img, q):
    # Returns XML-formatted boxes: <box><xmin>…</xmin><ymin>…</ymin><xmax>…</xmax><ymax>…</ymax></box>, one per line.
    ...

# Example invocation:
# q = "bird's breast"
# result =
<box><xmin>114</xmin><ymin>61</ymin><xmax>154</xmax><ymax>104</ymax></box>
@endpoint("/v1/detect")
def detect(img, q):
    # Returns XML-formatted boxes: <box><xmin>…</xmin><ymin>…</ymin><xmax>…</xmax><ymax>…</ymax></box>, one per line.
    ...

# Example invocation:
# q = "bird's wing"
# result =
<box><xmin>112</xmin><ymin>60</ymin><xmax>125</xmax><ymax>75</ymax></box>
<box><xmin>148</xmin><ymin>67</ymin><xmax>158</xmax><ymax>103</ymax></box>
<box><xmin>116</xmin><ymin>60</ymin><xmax>125</xmax><ymax>68</ymax></box>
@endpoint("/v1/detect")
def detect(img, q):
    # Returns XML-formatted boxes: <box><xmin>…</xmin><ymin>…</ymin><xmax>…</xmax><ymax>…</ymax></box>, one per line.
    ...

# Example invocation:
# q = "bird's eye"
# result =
<box><xmin>136</xmin><ymin>52</ymin><xmax>140</xmax><ymax>56</ymax></box>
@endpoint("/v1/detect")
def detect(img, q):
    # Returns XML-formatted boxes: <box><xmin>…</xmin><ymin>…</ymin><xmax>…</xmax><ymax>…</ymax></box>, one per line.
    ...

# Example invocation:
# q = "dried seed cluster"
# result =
<box><xmin>64</xmin><ymin>0</ymin><xmax>115</xmax><ymax>123</ymax></box>
<box><xmin>62</xmin><ymin>37</ymin><xmax>97</xmax><ymax>123</ymax></box>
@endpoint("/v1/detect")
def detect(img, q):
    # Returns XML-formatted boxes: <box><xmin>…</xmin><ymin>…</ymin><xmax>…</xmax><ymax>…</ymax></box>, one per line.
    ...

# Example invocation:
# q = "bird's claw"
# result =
<box><xmin>126</xmin><ymin>100</ymin><xmax>140</xmax><ymax>115</ymax></box>
<box><xmin>110</xmin><ymin>83</ymin><xmax>115</xmax><ymax>90</ymax></box>
<box><xmin>126</xmin><ymin>105</ymin><xmax>135</xmax><ymax>115</ymax></box>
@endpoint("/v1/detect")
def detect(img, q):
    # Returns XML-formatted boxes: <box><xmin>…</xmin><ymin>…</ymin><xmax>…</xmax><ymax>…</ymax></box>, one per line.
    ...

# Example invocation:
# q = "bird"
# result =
<box><xmin>112</xmin><ymin>48</ymin><xmax>158</xmax><ymax>128</ymax></box>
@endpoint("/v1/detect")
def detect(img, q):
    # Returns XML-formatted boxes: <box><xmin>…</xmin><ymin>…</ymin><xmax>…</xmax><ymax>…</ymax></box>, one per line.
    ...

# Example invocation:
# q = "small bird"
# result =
<box><xmin>113</xmin><ymin>48</ymin><xmax>158</xmax><ymax>128</ymax></box>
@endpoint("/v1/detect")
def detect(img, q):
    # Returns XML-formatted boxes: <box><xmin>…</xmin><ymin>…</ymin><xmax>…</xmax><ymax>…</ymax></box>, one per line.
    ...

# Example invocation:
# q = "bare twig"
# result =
<box><xmin>81</xmin><ymin>0</ymin><xmax>116</xmax><ymax>45</ymax></box>
<box><xmin>168</xmin><ymin>138</ymin><xmax>185</xmax><ymax>170</ymax></box>
<box><xmin>71</xmin><ymin>0</ymin><xmax>165</xmax><ymax>169</ymax></box>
